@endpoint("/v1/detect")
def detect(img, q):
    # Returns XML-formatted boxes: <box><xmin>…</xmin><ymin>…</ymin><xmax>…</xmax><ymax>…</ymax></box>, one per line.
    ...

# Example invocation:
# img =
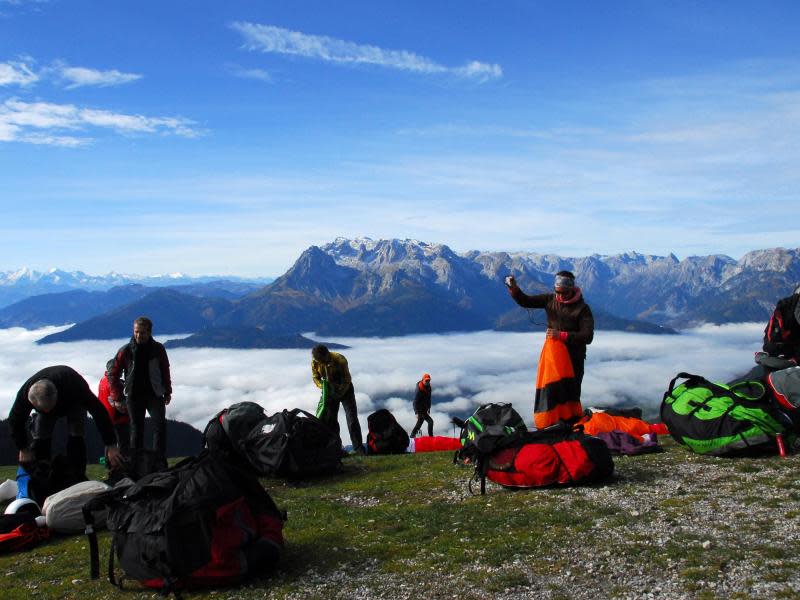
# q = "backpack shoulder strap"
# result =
<box><xmin>289</xmin><ymin>408</ymin><xmax>318</xmax><ymax>420</ymax></box>
<box><xmin>665</xmin><ymin>372</ymin><xmax>712</xmax><ymax>395</ymax></box>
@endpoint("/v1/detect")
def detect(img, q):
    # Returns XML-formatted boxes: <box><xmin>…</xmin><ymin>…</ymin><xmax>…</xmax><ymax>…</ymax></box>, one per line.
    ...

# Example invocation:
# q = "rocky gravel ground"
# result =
<box><xmin>259</xmin><ymin>448</ymin><xmax>800</xmax><ymax>600</ymax></box>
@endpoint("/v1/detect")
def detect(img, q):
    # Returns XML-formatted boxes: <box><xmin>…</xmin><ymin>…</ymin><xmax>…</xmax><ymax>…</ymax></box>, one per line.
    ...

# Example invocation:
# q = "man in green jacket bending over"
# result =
<box><xmin>311</xmin><ymin>344</ymin><xmax>365</xmax><ymax>454</ymax></box>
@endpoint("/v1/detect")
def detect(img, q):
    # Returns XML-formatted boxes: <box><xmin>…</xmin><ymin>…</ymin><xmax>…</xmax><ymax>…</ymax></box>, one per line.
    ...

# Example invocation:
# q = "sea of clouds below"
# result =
<box><xmin>0</xmin><ymin>324</ymin><xmax>766</xmax><ymax>444</ymax></box>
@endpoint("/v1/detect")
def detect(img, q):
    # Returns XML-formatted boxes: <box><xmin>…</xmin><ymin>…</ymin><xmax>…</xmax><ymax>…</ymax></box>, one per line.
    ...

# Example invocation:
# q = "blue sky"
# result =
<box><xmin>1</xmin><ymin>0</ymin><xmax>799</xmax><ymax>277</ymax></box>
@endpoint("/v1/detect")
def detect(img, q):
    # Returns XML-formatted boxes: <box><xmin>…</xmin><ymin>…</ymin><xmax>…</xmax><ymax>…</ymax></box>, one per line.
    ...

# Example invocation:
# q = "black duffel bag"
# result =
<box><xmin>204</xmin><ymin>402</ymin><xmax>342</xmax><ymax>479</ymax></box>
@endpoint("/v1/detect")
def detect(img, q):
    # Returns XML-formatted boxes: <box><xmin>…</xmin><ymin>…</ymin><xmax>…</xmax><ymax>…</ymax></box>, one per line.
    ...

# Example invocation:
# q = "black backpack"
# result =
<box><xmin>105</xmin><ymin>448</ymin><xmax>167</xmax><ymax>486</ymax></box>
<box><xmin>455</xmin><ymin>403</ymin><xmax>528</xmax><ymax>458</ymax></box>
<box><xmin>367</xmin><ymin>409</ymin><xmax>410</xmax><ymax>454</ymax></box>
<box><xmin>764</xmin><ymin>293</ymin><xmax>800</xmax><ymax>360</ymax></box>
<box><xmin>83</xmin><ymin>452</ymin><xmax>285</xmax><ymax>594</ymax></box>
<box><xmin>453</xmin><ymin>403</ymin><xmax>529</xmax><ymax>494</ymax></box>
<box><xmin>203</xmin><ymin>402</ymin><xmax>342</xmax><ymax>479</ymax></box>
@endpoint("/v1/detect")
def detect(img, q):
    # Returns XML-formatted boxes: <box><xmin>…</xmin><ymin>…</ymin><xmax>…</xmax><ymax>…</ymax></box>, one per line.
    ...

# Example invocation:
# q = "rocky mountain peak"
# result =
<box><xmin>323</xmin><ymin>237</ymin><xmax>456</xmax><ymax>272</ymax></box>
<box><xmin>737</xmin><ymin>248</ymin><xmax>800</xmax><ymax>273</ymax></box>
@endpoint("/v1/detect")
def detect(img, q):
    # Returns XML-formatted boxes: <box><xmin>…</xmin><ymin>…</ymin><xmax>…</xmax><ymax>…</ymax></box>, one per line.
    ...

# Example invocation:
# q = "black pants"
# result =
<box><xmin>115</xmin><ymin>422</ymin><xmax>130</xmax><ymax>452</ymax></box>
<box><xmin>127</xmin><ymin>394</ymin><xmax>166</xmax><ymax>461</ymax></box>
<box><xmin>410</xmin><ymin>413</ymin><xmax>433</xmax><ymax>437</ymax></box>
<box><xmin>29</xmin><ymin>407</ymin><xmax>87</xmax><ymax>474</ymax></box>
<box><xmin>567</xmin><ymin>347</ymin><xmax>586</xmax><ymax>400</ymax></box>
<box><xmin>319</xmin><ymin>384</ymin><xmax>363</xmax><ymax>450</ymax></box>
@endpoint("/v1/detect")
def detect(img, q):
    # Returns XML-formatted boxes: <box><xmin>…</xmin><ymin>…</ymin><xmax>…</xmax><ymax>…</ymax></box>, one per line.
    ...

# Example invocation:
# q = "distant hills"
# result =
<box><xmin>37</xmin><ymin>288</ymin><xmax>234</xmax><ymax>343</ymax></box>
<box><xmin>0</xmin><ymin>268</ymin><xmax>270</xmax><ymax>310</ymax></box>
<box><xmin>1</xmin><ymin>239</ymin><xmax>798</xmax><ymax>347</ymax></box>
<box><xmin>164</xmin><ymin>328</ymin><xmax>348</xmax><ymax>351</ymax></box>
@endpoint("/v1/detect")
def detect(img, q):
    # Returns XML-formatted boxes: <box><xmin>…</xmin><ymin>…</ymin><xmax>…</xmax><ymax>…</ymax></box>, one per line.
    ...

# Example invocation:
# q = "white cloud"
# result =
<box><xmin>0</xmin><ymin>60</ymin><xmax>38</xmax><ymax>86</ymax></box>
<box><xmin>230</xmin><ymin>22</ymin><xmax>502</xmax><ymax>82</ymax></box>
<box><xmin>56</xmin><ymin>64</ymin><xmax>141</xmax><ymax>89</ymax></box>
<box><xmin>0</xmin><ymin>59</ymin><xmax>141</xmax><ymax>89</ymax></box>
<box><xmin>0</xmin><ymin>98</ymin><xmax>200</xmax><ymax>146</ymax></box>
<box><xmin>0</xmin><ymin>0</ymin><xmax>49</xmax><ymax>6</ymax></box>
<box><xmin>454</xmin><ymin>60</ymin><xmax>502</xmax><ymax>80</ymax></box>
<box><xmin>0</xmin><ymin>325</ymin><xmax>767</xmax><ymax>447</ymax></box>
<box><xmin>230</xmin><ymin>65</ymin><xmax>273</xmax><ymax>82</ymax></box>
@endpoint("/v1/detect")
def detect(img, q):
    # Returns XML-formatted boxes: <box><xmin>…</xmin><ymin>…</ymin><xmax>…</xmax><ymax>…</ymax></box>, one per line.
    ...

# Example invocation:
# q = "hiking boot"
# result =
<box><xmin>353</xmin><ymin>445</ymin><xmax>367</xmax><ymax>456</ymax></box>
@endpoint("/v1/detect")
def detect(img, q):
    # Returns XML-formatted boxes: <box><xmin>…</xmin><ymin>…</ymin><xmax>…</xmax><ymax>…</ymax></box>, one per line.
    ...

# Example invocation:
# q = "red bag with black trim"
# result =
<box><xmin>486</xmin><ymin>430</ymin><xmax>613</xmax><ymax>489</ymax></box>
<box><xmin>0</xmin><ymin>514</ymin><xmax>50</xmax><ymax>554</ymax></box>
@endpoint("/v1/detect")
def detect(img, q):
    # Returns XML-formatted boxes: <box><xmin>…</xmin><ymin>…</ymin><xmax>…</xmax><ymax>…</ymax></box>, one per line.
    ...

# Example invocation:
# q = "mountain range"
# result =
<box><xmin>0</xmin><ymin>268</ymin><xmax>270</xmax><ymax>310</ymax></box>
<box><xmin>1</xmin><ymin>238</ymin><xmax>797</xmax><ymax>347</ymax></box>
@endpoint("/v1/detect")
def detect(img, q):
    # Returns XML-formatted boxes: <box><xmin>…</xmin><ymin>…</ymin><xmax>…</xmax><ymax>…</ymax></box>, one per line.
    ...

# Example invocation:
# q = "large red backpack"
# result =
<box><xmin>486</xmin><ymin>428</ymin><xmax>614</xmax><ymax>489</ymax></box>
<box><xmin>455</xmin><ymin>411</ymin><xmax>614</xmax><ymax>494</ymax></box>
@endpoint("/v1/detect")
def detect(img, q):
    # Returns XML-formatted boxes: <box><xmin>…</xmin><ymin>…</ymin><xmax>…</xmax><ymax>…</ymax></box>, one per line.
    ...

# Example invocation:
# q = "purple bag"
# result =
<box><xmin>595</xmin><ymin>430</ymin><xmax>661</xmax><ymax>456</ymax></box>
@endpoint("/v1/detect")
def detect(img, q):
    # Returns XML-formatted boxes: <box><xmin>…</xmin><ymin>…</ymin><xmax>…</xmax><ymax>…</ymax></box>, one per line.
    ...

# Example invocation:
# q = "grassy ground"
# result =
<box><xmin>2</xmin><ymin>440</ymin><xmax>800</xmax><ymax>599</ymax></box>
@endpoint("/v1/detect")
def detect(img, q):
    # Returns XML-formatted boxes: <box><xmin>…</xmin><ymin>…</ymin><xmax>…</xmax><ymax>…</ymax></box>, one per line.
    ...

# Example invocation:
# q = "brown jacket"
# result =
<box><xmin>509</xmin><ymin>287</ymin><xmax>594</xmax><ymax>356</ymax></box>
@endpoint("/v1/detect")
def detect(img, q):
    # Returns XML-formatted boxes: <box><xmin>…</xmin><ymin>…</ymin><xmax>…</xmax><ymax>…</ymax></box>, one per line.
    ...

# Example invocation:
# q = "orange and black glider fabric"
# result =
<box><xmin>534</xmin><ymin>338</ymin><xmax>582</xmax><ymax>429</ymax></box>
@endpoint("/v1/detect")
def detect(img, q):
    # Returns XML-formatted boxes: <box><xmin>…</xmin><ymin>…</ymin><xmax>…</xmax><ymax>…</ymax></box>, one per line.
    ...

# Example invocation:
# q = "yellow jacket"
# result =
<box><xmin>311</xmin><ymin>352</ymin><xmax>352</xmax><ymax>399</ymax></box>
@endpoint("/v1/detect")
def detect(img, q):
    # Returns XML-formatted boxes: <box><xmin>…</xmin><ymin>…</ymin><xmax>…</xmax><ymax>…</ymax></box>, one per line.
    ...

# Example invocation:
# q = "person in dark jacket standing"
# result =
<box><xmin>108</xmin><ymin>316</ymin><xmax>172</xmax><ymax>463</ymax></box>
<box><xmin>763</xmin><ymin>286</ymin><xmax>800</xmax><ymax>363</ymax></box>
<box><xmin>410</xmin><ymin>373</ymin><xmax>434</xmax><ymax>437</ymax></box>
<box><xmin>8</xmin><ymin>365</ymin><xmax>123</xmax><ymax>474</ymax></box>
<box><xmin>505</xmin><ymin>271</ymin><xmax>594</xmax><ymax>397</ymax></box>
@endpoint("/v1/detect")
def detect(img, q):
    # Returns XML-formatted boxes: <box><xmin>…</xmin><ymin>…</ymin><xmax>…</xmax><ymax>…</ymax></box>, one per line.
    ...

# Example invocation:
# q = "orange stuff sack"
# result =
<box><xmin>534</xmin><ymin>338</ymin><xmax>583</xmax><ymax>429</ymax></box>
<box><xmin>580</xmin><ymin>412</ymin><xmax>653</xmax><ymax>442</ymax></box>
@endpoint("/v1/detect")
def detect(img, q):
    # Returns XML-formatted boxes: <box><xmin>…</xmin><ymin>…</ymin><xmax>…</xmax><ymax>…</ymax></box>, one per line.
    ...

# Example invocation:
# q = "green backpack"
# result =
<box><xmin>661</xmin><ymin>372</ymin><xmax>794</xmax><ymax>456</ymax></box>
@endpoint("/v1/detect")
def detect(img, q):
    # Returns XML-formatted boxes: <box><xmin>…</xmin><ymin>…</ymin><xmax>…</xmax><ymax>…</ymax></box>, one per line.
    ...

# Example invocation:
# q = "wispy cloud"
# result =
<box><xmin>230</xmin><ymin>22</ymin><xmax>502</xmax><ymax>82</ymax></box>
<box><xmin>0</xmin><ymin>99</ymin><xmax>200</xmax><ymax>146</ymax></box>
<box><xmin>397</xmin><ymin>123</ymin><xmax>605</xmax><ymax>140</ymax></box>
<box><xmin>1</xmin><ymin>59</ymin><xmax>141</xmax><ymax>89</ymax></box>
<box><xmin>230</xmin><ymin>65</ymin><xmax>272</xmax><ymax>82</ymax></box>
<box><xmin>54</xmin><ymin>63</ymin><xmax>142</xmax><ymax>89</ymax></box>
<box><xmin>0</xmin><ymin>0</ymin><xmax>49</xmax><ymax>6</ymax></box>
<box><xmin>0</xmin><ymin>59</ymin><xmax>38</xmax><ymax>86</ymax></box>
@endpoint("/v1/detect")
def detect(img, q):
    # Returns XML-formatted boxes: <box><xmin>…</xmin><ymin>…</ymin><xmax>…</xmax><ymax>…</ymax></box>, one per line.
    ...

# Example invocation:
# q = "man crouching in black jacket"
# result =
<box><xmin>8</xmin><ymin>365</ymin><xmax>123</xmax><ymax>475</ymax></box>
